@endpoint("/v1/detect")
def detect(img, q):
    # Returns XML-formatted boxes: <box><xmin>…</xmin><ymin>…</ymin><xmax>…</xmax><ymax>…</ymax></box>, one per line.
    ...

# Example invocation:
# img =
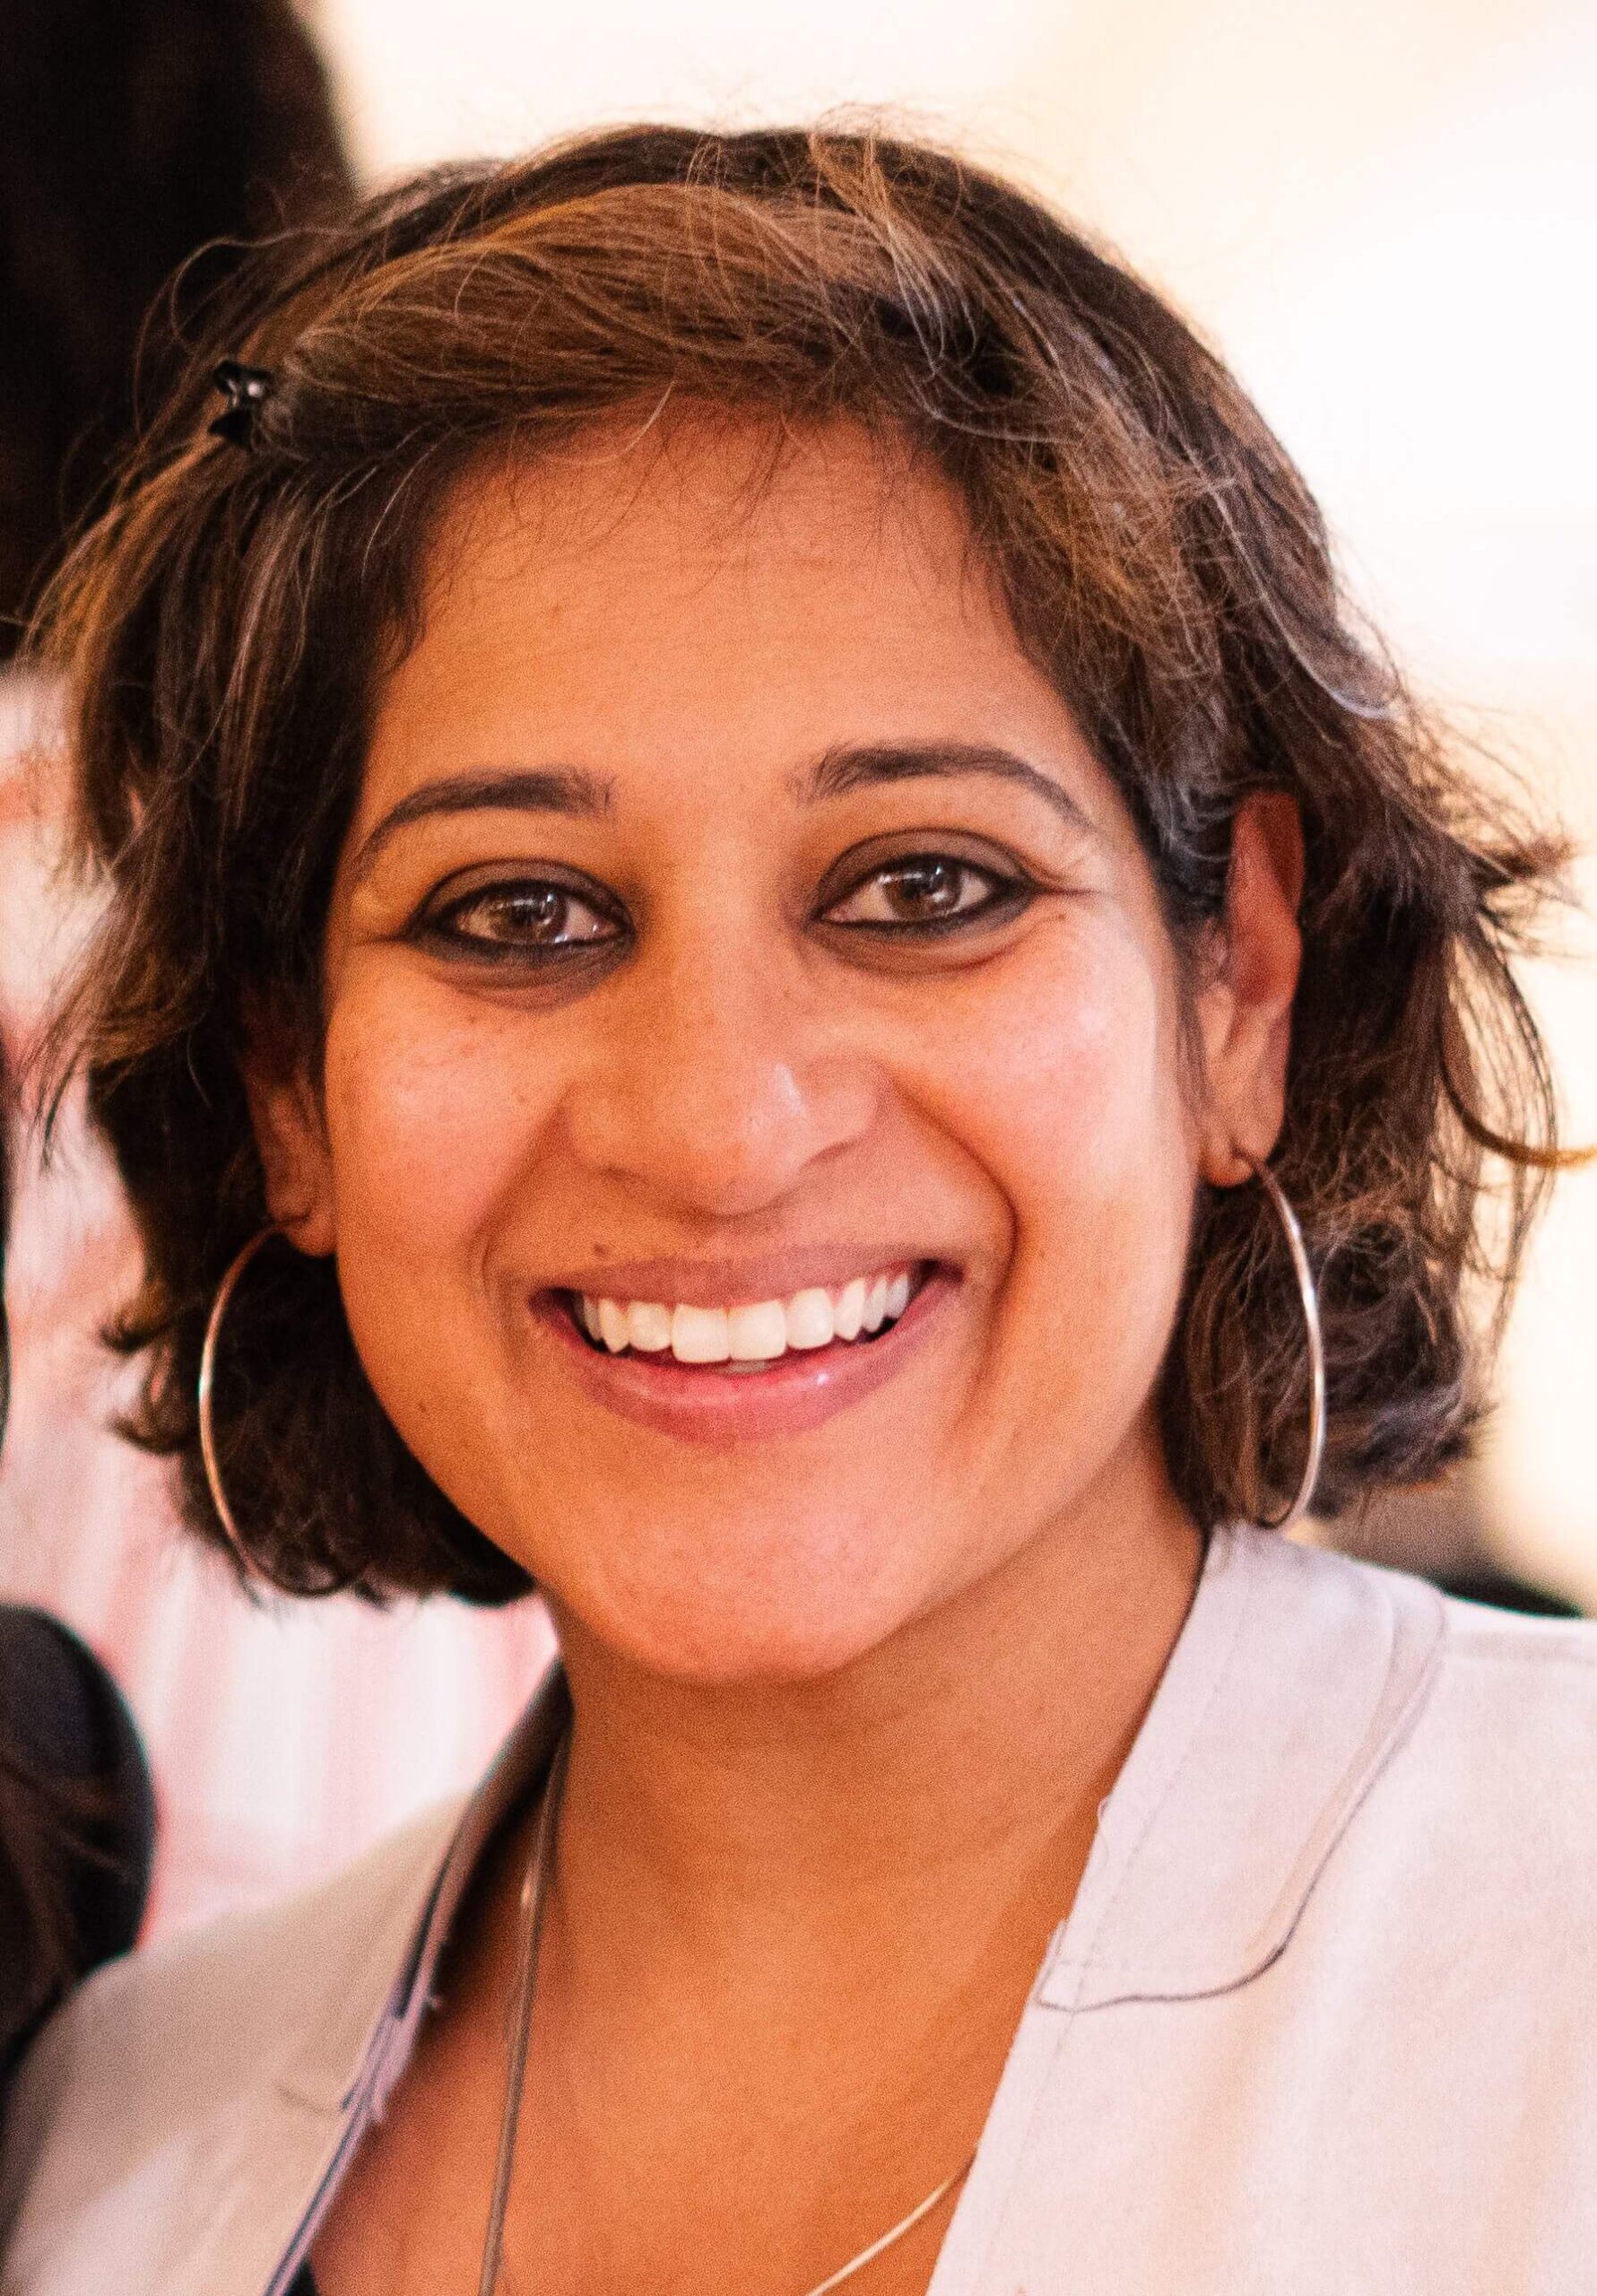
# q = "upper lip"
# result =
<box><xmin>537</xmin><ymin>1248</ymin><xmax>948</xmax><ymax>1310</ymax></box>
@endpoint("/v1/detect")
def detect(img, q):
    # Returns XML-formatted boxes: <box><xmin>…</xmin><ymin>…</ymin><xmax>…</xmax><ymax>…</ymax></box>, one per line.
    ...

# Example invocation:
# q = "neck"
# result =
<box><xmin>396</xmin><ymin>1452</ymin><xmax>1206</xmax><ymax>2296</ymax></box>
<box><xmin>545</xmin><ymin>1454</ymin><xmax>1202</xmax><ymax>1997</ymax></box>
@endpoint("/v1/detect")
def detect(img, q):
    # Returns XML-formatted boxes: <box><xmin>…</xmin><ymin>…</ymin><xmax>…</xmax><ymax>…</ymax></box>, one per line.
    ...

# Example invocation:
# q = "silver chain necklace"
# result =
<box><xmin>476</xmin><ymin>1734</ymin><xmax>975</xmax><ymax>2296</ymax></box>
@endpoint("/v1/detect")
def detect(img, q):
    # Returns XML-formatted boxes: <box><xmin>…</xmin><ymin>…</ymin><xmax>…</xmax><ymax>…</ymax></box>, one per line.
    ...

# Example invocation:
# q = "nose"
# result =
<box><xmin>562</xmin><ymin>941</ymin><xmax>879</xmax><ymax>1221</ymax></box>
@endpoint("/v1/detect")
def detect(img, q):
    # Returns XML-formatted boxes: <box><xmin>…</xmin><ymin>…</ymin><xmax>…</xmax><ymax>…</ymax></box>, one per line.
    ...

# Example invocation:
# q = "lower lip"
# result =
<box><xmin>532</xmin><ymin>1269</ymin><xmax>956</xmax><ymax>1444</ymax></box>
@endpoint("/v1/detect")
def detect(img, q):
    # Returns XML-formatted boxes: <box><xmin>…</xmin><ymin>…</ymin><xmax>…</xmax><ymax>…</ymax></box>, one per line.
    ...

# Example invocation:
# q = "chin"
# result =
<box><xmin>551</xmin><ymin>1525</ymin><xmax>938</xmax><ymax>1689</ymax></box>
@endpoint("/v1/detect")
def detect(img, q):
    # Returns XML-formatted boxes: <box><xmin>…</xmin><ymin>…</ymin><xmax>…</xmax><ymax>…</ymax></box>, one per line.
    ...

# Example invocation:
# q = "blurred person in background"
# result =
<box><xmin>0</xmin><ymin>0</ymin><xmax>352</xmax><ymax>1676</ymax></box>
<box><xmin>0</xmin><ymin>0</ymin><xmax>288</xmax><ymax>2129</ymax></box>
<box><xmin>0</xmin><ymin>1071</ymin><xmax>152</xmax><ymax>2122</ymax></box>
<box><xmin>0</xmin><ymin>0</ymin><xmax>544</xmax><ymax>1947</ymax></box>
<box><xmin>4</xmin><ymin>123</ymin><xmax>1597</xmax><ymax>2295</ymax></box>
<box><xmin>0</xmin><ymin>0</ymin><xmax>350</xmax><ymax>646</ymax></box>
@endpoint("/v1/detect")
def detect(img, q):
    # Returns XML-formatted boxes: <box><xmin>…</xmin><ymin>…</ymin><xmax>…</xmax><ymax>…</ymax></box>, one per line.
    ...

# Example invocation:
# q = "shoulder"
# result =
<box><xmin>1274</xmin><ymin>1534</ymin><xmax>1597</xmax><ymax>1800</ymax></box>
<box><xmin>1292</xmin><ymin>1545</ymin><xmax>1597</xmax><ymax>1919</ymax></box>
<box><xmin>1414</xmin><ymin>1586</ymin><xmax>1597</xmax><ymax>1810</ymax></box>
<box><xmin>1202</xmin><ymin>1529</ymin><xmax>1597</xmax><ymax>1929</ymax></box>
<box><xmin>1248</xmin><ymin>1526</ymin><xmax>1597</xmax><ymax>1752</ymax></box>
<box><xmin>0</xmin><ymin>1795</ymin><xmax>461</xmax><ymax>2277</ymax></box>
<box><xmin>1436</xmin><ymin>1575</ymin><xmax>1597</xmax><ymax>1677</ymax></box>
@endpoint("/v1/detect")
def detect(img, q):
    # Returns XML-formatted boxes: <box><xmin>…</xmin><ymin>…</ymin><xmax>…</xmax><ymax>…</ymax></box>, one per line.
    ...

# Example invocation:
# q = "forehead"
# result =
<box><xmin>360</xmin><ymin>414</ymin><xmax>1098</xmax><ymax>821</ymax></box>
<box><xmin>418</xmin><ymin>412</ymin><xmax>984</xmax><ymax>641</ymax></box>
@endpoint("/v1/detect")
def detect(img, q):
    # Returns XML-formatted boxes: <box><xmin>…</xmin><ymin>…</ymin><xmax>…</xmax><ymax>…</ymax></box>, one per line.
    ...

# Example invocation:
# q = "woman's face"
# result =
<box><xmin>256</xmin><ymin>417</ymin><xmax>1298</xmax><ymax>1683</ymax></box>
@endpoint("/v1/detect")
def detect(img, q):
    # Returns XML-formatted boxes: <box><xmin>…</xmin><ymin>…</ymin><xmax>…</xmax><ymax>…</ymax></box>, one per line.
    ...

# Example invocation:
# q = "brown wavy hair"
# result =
<box><xmin>32</xmin><ymin>123</ymin><xmax>1571</xmax><ymax>1602</ymax></box>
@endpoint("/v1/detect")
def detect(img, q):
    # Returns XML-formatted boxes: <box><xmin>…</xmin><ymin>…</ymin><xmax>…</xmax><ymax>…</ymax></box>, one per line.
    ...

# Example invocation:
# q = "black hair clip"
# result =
<box><xmin>208</xmin><ymin>360</ymin><xmax>276</xmax><ymax>450</ymax></box>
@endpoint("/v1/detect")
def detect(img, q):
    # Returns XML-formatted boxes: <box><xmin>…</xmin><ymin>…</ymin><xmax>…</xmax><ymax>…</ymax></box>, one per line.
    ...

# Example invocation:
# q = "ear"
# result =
<box><xmin>1193</xmin><ymin>792</ymin><xmax>1305</xmax><ymax>1187</ymax></box>
<box><xmin>241</xmin><ymin>1019</ymin><xmax>337</xmax><ymax>1258</ymax></box>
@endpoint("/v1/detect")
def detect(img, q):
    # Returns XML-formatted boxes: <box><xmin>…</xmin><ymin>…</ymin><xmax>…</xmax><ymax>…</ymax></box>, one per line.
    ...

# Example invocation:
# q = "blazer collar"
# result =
<box><xmin>204</xmin><ymin>1669</ymin><xmax>571</xmax><ymax>2296</ymax></box>
<box><xmin>274</xmin><ymin>1665</ymin><xmax>570</xmax><ymax>2119</ymax></box>
<box><xmin>199</xmin><ymin>1530</ymin><xmax>1441</xmax><ymax>2294</ymax></box>
<box><xmin>1038</xmin><ymin>1523</ymin><xmax>1445</xmax><ymax>2013</ymax></box>
<box><xmin>274</xmin><ymin>1533</ymin><xmax>1444</xmax><ymax>2102</ymax></box>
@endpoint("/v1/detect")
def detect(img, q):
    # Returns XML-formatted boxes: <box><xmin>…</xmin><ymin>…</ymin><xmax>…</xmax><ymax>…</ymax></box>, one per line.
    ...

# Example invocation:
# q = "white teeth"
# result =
<box><xmin>671</xmin><ymin>1304</ymin><xmax>732</xmax><ymax>1363</ymax></box>
<box><xmin>626</xmin><ymin>1300</ymin><xmax>673</xmax><ymax>1352</ymax></box>
<box><xmin>728</xmin><ymin>1300</ymin><xmax>787</xmax><ymax>1361</ymax></box>
<box><xmin>575</xmin><ymin>1265</ymin><xmax>920</xmax><ymax>1365</ymax></box>
<box><xmin>785</xmin><ymin>1288</ymin><xmax>835</xmax><ymax>1352</ymax></box>
<box><xmin>833</xmin><ymin>1276</ymin><xmax>866</xmax><ymax>1342</ymax></box>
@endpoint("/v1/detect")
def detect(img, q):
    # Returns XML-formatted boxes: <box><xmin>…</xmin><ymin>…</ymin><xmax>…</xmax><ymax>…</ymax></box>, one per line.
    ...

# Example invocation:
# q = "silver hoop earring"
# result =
<box><xmin>1244</xmin><ymin>1155</ymin><xmax>1326</xmax><ymax>1533</ymax></box>
<box><xmin>197</xmin><ymin>1224</ymin><xmax>283</xmax><ymax>1565</ymax></box>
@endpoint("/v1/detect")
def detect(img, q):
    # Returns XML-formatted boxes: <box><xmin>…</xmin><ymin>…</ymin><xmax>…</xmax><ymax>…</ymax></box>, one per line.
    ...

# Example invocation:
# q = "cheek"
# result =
<box><xmin>922</xmin><ymin>920</ymin><xmax>1195</xmax><ymax>1444</ymax></box>
<box><xmin>320</xmin><ymin>978</ymin><xmax>553</xmax><ymax>1309</ymax></box>
<box><xmin>952</xmin><ymin>922</ymin><xmax>1191</xmax><ymax>1243</ymax></box>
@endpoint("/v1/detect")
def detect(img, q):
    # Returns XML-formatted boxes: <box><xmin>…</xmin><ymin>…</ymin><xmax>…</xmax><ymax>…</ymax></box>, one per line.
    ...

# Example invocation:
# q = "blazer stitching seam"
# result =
<box><xmin>1042</xmin><ymin>1535</ymin><xmax>1255</xmax><ymax>2005</ymax></box>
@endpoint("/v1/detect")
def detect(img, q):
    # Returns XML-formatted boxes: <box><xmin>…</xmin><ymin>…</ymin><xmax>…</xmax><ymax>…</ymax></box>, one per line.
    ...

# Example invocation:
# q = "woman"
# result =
<box><xmin>3</xmin><ymin>126</ymin><xmax>1594</xmax><ymax>2293</ymax></box>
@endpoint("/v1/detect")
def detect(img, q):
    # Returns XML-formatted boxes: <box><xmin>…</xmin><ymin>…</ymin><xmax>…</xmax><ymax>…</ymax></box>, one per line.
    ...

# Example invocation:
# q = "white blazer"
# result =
<box><xmin>5</xmin><ymin>1524</ymin><xmax>1597</xmax><ymax>2294</ymax></box>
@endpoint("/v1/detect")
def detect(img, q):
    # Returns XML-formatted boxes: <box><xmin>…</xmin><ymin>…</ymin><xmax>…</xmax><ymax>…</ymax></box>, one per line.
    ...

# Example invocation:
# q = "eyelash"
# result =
<box><xmin>414</xmin><ymin>878</ymin><xmax>624</xmax><ymax>962</ymax></box>
<box><xmin>412</xmin><ymin>852</ymin><xmax>1037</xmax><ymax>964</ymax></box>
<box><xmin>820</xmin><ymin>854</ymin><xmax>1033</xmax><ymax>935</ymax></box>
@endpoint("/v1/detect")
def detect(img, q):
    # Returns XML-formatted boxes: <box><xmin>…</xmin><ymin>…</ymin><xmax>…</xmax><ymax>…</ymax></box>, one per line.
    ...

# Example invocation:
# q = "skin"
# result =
<box><xmin>252</xmin><ymin>414</ymin><xmax>1302</xmax><ymax>2295</ymax></box>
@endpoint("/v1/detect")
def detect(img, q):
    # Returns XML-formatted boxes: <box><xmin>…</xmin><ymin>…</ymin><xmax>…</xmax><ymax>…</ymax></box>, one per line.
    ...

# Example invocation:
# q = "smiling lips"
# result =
<box><xmin>542</xmin><ymin>1259</ymin><xmax>948</xmax><ymax>1441</ymax></box>
<box><xmin>571</xmin><ymin>1265</ymin><xmax>920</xmax><ymax>1371</ymax></box>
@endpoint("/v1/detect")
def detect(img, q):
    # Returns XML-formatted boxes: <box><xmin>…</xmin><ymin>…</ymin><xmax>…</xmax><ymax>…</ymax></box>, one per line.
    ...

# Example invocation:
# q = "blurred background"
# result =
<box><xmin>1</xmin><ymin>0</ymin><xmax>1593</xmax><ymax>1938</ymax></box>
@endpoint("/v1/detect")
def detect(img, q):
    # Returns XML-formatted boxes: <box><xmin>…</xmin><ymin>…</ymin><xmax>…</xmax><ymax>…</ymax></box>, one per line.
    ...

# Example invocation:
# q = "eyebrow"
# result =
<box><xmin>798</xmin><ymin>742</ymin><xmax>1095</xmax><ymax>835</ymax></box>
<box><xmin>351</xmin><ymin>739</ymin><xmax>1092</xmax><ymax>883</ymax></box>
<box><xmin>350</xmin><ymin>765</ymin><xmax>614</xmax><ymax>883</ymax></box>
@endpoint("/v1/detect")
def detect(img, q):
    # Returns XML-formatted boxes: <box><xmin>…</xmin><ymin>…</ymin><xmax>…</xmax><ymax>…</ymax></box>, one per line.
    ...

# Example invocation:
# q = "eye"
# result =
<box><xmin>823</xmin><ymin>853</ymin><xmax>1028</xmax><ymax>934</ymax></box>
<box><xmin>417</xmin><ymin>874</ymin><xmax>625</xmax><ymax>961</ymax></box>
